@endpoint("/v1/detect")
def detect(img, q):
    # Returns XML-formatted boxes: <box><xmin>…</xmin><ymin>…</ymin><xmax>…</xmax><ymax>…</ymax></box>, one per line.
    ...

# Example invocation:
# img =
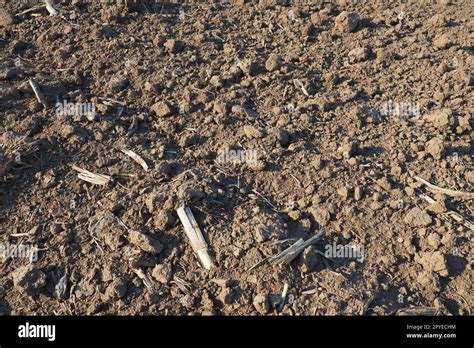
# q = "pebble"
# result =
<box><xmin>415</xmin><ymin>251</ymin><xmax>449</xmax><ymax>277</ymax></box>
<box><xmin>348</xmin><ymin>46</ymin><xmax>371</xmax><ymax>63</ymax></box>
<box><xmin>425</xmin><ymin>137</ymin><xmax>445</xmax><ymax>159</ymax></box>
<box><xmin>151</xmin><ymin>264</ymin><xmax>172</xmax><ymax>284</ymax></box>
<box><xmin>338</xmin><ymin>140</ymin><xmax>358</xmax><ymax>158</ymax></box>
<box><xmin>404</xmin><ymin>207</ymin><xmax>432</xmax><ymax>227</ymax></box>
<box><xmin>427</xmin><ymin>233</ymin><xmax>441</xmax><ymax>250</ymax></box>
<box><xmin>253</xmin><ymin>293</ymin><xmax>270</xmax><ymax>314</ymax></box>
<box><xmin>151</xmin><ymin>101</ymin><xmax>175</xmax><ymax>117</ymax></box>
<box><xmin>128</xmin><ymin>230</ymin><xmax>163</xmax><ymax>255</ymax></box>
<box><xmin>300</xmin><ymin>246</ymin><xmax>318</xmax><ymax>273</ymax></box>
<box><xmin>433</xmin><ymin>34</ymin><xmax>453</xmax><ymax>49</ymax></box>
<box><xmin>334</xmin><ymin>11</ymin><xmax>360</xmax><ymax>33</ymax></box>
<box><xmin>265</xmin><ymin>54</ymin><xmax>282</xmax><ymax>72</ymax></box>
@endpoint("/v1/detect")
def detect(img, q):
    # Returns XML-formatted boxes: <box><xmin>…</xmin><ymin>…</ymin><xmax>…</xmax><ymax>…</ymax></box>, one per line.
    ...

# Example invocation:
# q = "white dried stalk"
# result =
<box><xmin>415</xmin><ymin>176</ymin><xmax>474</xmax><ymax>200</ymax></box>
<box><xmin>28</xmin><ymin>79</ymin><xmax>48</xmax><ymax>108</ymax></box>
<box><xmin>396</xmin><ymin>307</ymin><xmax>439</xmax><ymax>316</ymax></box>
<box><xmin>132</xmin><ymin>268</ymin><xmax>153</xmax><ymax>289</ymax></box>
<box><xmin>45</xmin><ymin>0</ymin><xmax>58</xmax><ymax>16</ymax></box>
<box><xmin>271</xmin><ymin>230</ymin><xmax>325</xmax><ymax>265</ymax></box>
<box><xmin>293</xmin><ymin>79</ymin><xmax>309</xmax><ymax>96</ymax></box>
<box><xmin>16</xmin><ymin>5</ymin><xmax>45</xmax><ymax>16</ymax></box>
<box><xmin>72</xmin><ymin>165</ymin><xmax>111</xmax><ymax>186</ymax></box>
<box><xmin>176</xmin><ymin>203</ymin><xmax>213</xmax><ymax>270</ymax></box>
<box><xmin>121</xmin><ymin>148</ymin><xmax>149</xmax><ymax>171</ymax></box>
<box><xmin>172</xmin><ymin>276</ymin><xmax>192</xmax><ymax>295</ymax></box>
<box><xmin>419</xmin><ymin>194</ymin><xmax>474</xmax><ymax>231</ymax></box>
<box><xmin>279</xmin><ymin>283</ymin><xmax>289</xmax><ymax>311</ymax></box>
<box><xmin>445</xmin><ymin>211</ymin><xmax>474</xmax><ymax>232</ymax></box>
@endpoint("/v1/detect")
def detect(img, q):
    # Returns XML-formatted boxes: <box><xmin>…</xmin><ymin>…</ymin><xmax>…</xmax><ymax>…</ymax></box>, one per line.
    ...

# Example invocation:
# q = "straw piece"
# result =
<box><xmin>176</xmin><ymin>203</ymin><xmax>213</xmax><ymax>270</ymax></box>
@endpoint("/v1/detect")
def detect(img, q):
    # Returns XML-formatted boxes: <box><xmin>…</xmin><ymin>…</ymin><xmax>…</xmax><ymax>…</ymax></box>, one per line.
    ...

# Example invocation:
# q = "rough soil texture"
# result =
<box><xmin>0</xmin><ymin>0</ymin><xmax>473</xmax><ymax>316</ymax></box>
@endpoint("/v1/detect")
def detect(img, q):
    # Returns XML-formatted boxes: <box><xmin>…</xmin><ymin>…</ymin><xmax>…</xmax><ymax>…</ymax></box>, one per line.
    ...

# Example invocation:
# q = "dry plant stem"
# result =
<box><xmin>279</xmin><ymin>283</ymin><xmax>289</xmax><ymax>311</ymax></box>
<box><xmin>28</xmin><ymin>79</ymin><xmax>48</xmax><ymax>108</ymax></box>
<box><xmin>44</xmin><ymin>0</ymin><xmax>58</xmax><ymax>16</ymax></box>
<box><xmin>132</xmin><ymin>268</ymin><xmax>153</xmax><ymax>289</ymax></box>
<box><xmin>271</xmin><ymin>229</ymin><xmax>325</xmax><ymax>265</ymax></box>
<box><xmin>16</xmin><ymin>5</ymin><xmax>45</xmax><ymax>16</ymax></box>
<box><xmin>72</xmin><ymin>165</ymin><xmax>111</xmax><ymax>186</ymax></box>
<box><xmin>121</xmin><ymin>149</ymin><xmax>149</xmax><ymax>171</ymax></box>
<box><xmin>419</xmin><ymin>194</ymin><xmax>474</xmax><ymax>231</ymax></box>
<box><xmin>415</xmin><ymin>176</ymin><xmax>474</xmax><ymax>199</ymax></box>
<box><xmin>176</xmin><ymin>204</ymin><xmax>213</xmax><ymax>270</ymax></box>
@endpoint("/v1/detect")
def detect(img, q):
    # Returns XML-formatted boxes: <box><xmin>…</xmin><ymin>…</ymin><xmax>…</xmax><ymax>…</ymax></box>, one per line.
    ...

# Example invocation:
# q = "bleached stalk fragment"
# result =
<box><xmin>176</xmin><ymin>203</ymin><xmax>213</xmax><ymax>270</ymax></box>
<box><xmin>121</xmin><ymin>148</ymin><xmax>149</xmax><ymax>171</ymax></box>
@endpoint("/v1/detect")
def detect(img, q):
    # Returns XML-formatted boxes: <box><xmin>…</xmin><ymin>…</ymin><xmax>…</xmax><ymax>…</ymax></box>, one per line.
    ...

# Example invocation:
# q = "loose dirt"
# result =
<box><xmin>0</xmin><ymin>0</ymin><xmax>472</xmax><ymax>316</ymax></box>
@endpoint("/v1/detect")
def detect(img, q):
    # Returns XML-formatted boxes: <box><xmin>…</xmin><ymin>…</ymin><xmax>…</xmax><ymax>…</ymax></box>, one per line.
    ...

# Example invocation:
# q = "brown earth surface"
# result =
<box><xmin>0</xmin><ymin>0</ymin><xmax>473</xmax><ymax>316</ymax></box>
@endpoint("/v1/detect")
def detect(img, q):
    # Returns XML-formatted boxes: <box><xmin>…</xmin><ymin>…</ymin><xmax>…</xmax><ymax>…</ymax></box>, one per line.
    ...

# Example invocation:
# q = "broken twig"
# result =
<box><xmin>132</xmin><ymin>268</ymin><xmax>153</xmax><ymax>289</ymax></box>
<box><xmin>415</xmin><ymin>176</ymin><xmax>474</xmax><ymax>200</ymax></box>
<box><xmin>72</xmin><ymin>165</ymin><xmax>112</xmax><ymax>186</ymax></box>
<box><xmin>176</xmin><ymin>203</ymin><xmax>213</xmax><ymax>270</ymax></box>
<box><xmin>121</xmin><ymin>148</ymin><xmax>149</xmax><ymax>172</ymax></box>
<box><xmin>271</xmin><ymin>230</ymin><xmax>325</xmax><ymax>265</ymax></box>
<box><xmin>28</xmin><ymin>79</ymin><xmax>48</xmax><ymax>108</ymax></box>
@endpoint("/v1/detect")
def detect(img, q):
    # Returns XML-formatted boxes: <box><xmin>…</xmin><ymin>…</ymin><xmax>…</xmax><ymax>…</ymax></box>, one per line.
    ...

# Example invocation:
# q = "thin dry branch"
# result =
<box><xmin>121</xmin><ymin>148</ymin><xmax>149</xmax><ymax>172</ymax></box>
<box><xmin>72</xmin><ymin>165</ymin><xmax>112</xmax><ymax>186</ymax></box>
<box><xmin>415</xmin><ymin>176</ymin><xmax>474</xmax><ymax>200</ymax></box>
<box><xmin>271</xmin><ymin>230</ymin><xmax>325</xmax><ymax>265</ymax></box>
<box><xmin>28</xmin><ymin>79</ymin><xmax>48</xmax><ymax>108</ymax></box>
<box><xmin>176</xmin><ymin>203</ymin><xmax>213</xmax><ymax>270</ymax></box>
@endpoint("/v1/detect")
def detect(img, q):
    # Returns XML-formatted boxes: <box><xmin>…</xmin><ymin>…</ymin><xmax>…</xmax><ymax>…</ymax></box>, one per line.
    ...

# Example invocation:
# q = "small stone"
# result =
<box><xmin>243</xmin><ymin>124</ymin><xmax>264</xmax><ymax>139</ymax></box>
<box><xmin>334</xmin><ymin>11</ymin><xmax>360</xmax><ymax>33</ymax></box>
<box><xmin>338</xmin><ymin>141</ymin><xmax>358</xmax><ymax>158</ymax></box>
<box><xmin>415</xmin><ymin>251</ymin><xmax>449</xmax><ymax>277</ymax></box>
<box><xmin>300</xmin><ymin>246</ymin><xmax>318</xmax><ymax>273</ymax></box>
<box><xmin>310</xmin><ymin>13</ymin><xmax>322</xmax><ymax>25</ymax></box>
<box><xmin>404</xmin><ymin>207</ymin><xmax>432</xmax><ymax>227</ymax></box>
<box><xmin>375</xmin><ymin>48</ymin><xmax>392</xmax><ymax>64</ymax></box>
<box><xmin>311</xmin><ymin>155</ymin><xmax>323</xmax><ymax>169</ymax></box>
<box><xmin>433</xmin><ymin>34</ymin><xmax>453</xmax><ymax>50</ymax></box>
<box><xmin>210</xmin><ymin>75</ymin><xmax>223</xmax><ymax>87</ymax></box>
<box><xmin>164</xmin><ymin>39</ymin><xmax>183</xmax><ymax>53</ymax></box>
<box><xmin>425</xmin><ymin>137</ymin><xmax>445</xmax><ymax>159</ymax></box>
<box><xmin>0</xmin><ymin>8</ymin><xmax>14</xmax><ymax>27</ymax></box>
<box><xmin>337</xmin><ymin>186</ymin><xmax>350</xmax><ymax>199</ymax></box>
<box><xmin>348</xmin><ymin>46</ymin><xmax>371</xmax><ymax>63</ymax></box>
<box><xmin>151</xmin><ymin>101</ymin><xmax>175</xmax><ymax>117</ymax></box>
<box><xmin>427</xmin><ymin>233</ymin><xmax>441</xmax><ymax>250</ymax></box>
<box><xmin>308</xmin><ymin>206</ymin><xmax>331</xmax><ymax>227</ymax></box>
<box><xmin>128</xmin><ymin>230</ymin><xmax>163</xmax><ymax>254</ymax></box>
<box><xmin>151</xmin><ymin>264</ymin><xmax>172</xmax><ymax>284</ymax></box>
<box><xmin>12</xmin><ymin>265</ymin><xmax>47</xmax><ymax>296</ymax></box>
<box><xmin>253</xmin><ymin>293</ymin><xmax>270</xmax><ymax>314</ymax></box>
<box><xmin>265</xmin><ymin>54</ymin><xmax>282</xmax><ymax>72</ymax></box>
<box><xmin>424</xmin><ymin>108</ymin><xmax>455</xmax><ymax>128</ymax></box>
